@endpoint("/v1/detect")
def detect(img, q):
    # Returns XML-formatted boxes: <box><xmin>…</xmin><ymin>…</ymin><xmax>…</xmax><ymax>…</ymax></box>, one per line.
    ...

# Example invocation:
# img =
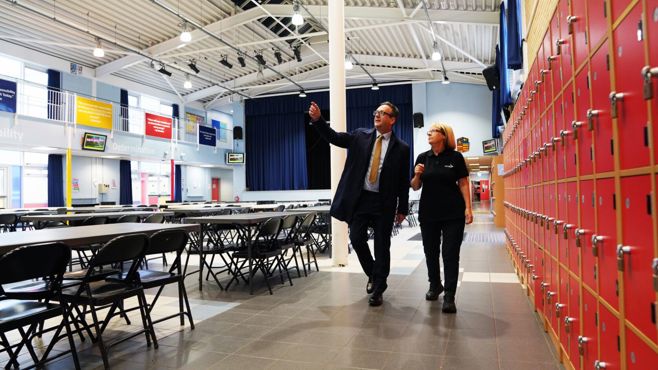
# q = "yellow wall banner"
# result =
<box><xmin>75</xmin><ymin>96</ymin><xmax>112</xmax><ymax>130</ymax></box>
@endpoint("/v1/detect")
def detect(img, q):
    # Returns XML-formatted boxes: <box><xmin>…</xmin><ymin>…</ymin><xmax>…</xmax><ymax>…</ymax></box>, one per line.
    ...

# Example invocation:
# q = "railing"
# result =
<box><xmin>1</xmin><ymin>74</ymin><xmax>232</xmax><ymax>145</ymax></box>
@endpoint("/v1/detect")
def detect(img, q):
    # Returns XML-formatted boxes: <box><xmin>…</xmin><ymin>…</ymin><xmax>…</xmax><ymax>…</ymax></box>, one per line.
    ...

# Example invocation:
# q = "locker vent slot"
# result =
<box><xmin>647</xmin><ymin>194</ymin><xmax>652</xmax><ymax>215</ymax></box>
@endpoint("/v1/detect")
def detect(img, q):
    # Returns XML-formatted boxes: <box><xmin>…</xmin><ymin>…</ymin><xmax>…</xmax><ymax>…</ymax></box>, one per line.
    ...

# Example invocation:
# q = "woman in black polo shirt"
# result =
<box><xmin>411</xmin><ymin>122</ymin><xmax>473</xmax><ymax>313</ymax></box>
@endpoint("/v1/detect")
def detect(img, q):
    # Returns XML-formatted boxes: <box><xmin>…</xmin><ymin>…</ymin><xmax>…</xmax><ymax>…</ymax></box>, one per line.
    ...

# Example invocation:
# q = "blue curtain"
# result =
<box><xmin>174</xmin><ymin>164</ymin><xmax>182</xmax><ymax>202</ymax></box>
<box><xmin>498</xmin><ymin>2</ymin><xmax>511</xmax><ymax>106</ymax></box>
<box><xmin>245</xmin><ymin>84</ymin><xmax>414</xmax><ymax>190</ymax></box>
<box><xmin>506</xmin><ymin>0</ymin><xmax>523</xmax><ymax>70</ymax></box>
<box><xmin>492</xmin><ymin>46</ymin><xmax>504</xmax><ymax>138</ymax></box>
<box><xmin>47</xmin><ymin>154</ymin><xmax>64</xmax><ymax>207</ymax></box>
<box><xmin>47</xmin><ymin>69</ymin><xmax>61</xmax><ymax>121</ymax></box>
<box><xmin>120</xmin><ymin>89</ymin><xmax>129</xmax><ymax>131</ymax></box>
<box><xmin>119</xmin><ymin>160</ymin><xmax>133</xmax><ymax>205</ymax></box>
<box><xmin>172</xmin><ymin>104</ymin><xmax>180</xmax><ymax>140</ymax></box>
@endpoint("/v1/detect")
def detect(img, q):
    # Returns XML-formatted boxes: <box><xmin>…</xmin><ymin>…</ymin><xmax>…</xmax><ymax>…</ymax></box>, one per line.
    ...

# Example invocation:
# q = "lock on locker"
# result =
<box><xmin>595</xmin><ymin>177</ymin><xmax>619</xmax><ymax>309</ymax></box>
<box><xmin>580</xmin><ymin>289</ymin><xmax>599</xmax><ymax>370</ymax></box>
<box><xmin>590</xmin><ymin>41</ymin><xmax>615</xmax><ymax>174</ymax></box>
<box><xmin>575</xmin><ymin>66</ymin><xmax>594</xmax><ymax>175</ymax></box>
<box><xmin>620</xmin><ymin>175</ymin><xmax>657</xmax><ymax>342</ymax></box>
<box><xmin>612</xmin><ymin>4</ymin><xmax>651</xmax><ymax>170</ymax></box>
<box><xmin>569</xmin><ymin>0</ymin><xmax>589</xmax><ymax>71</ymax></box>
<box><xmin>579</xmin><ymin>180</ymin><xmax>597</xmax><ymax>290</ymax></box>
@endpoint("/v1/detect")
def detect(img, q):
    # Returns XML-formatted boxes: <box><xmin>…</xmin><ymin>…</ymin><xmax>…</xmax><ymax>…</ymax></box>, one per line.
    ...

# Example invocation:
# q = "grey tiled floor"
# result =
<box><xmin>4</xmin><ymin>206</ymin><xmax>564</xmax><ymax>369</ymax></box>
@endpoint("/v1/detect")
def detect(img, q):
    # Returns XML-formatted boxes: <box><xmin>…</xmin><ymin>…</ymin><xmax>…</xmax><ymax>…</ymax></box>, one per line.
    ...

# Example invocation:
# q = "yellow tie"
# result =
<box><xmin>368</xmin><ymin>135</ymin><xmax>383</xmax><ymax>184</ymax></box>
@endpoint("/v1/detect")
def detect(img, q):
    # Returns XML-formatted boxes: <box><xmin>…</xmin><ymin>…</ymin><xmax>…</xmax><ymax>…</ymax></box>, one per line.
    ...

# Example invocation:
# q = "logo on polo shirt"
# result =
<box><xmin>444</xmin><ymin>164</ymin><xmax>454</xmax><ymax>168</ymax></box>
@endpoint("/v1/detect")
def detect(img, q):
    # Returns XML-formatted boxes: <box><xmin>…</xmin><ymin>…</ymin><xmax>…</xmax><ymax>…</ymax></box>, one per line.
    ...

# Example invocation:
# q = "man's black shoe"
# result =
<box><xmin>425</xmin><ymin>284</ymin><xmax>444</xmax><ymax>301</ymax></box>
<box><xmin>368</xmin><ymin>293</ymin><xmax>383</xmax><ymax>307</ymax></box>
<box><xmin>366</xmin><ymin>277</ymin><xmax>374</xmax><ymax>294</ymax></box>
<box><xmin>442</xmin><ymin>295</ymin><xmax>457</xmax><ymax>313</ymax></box>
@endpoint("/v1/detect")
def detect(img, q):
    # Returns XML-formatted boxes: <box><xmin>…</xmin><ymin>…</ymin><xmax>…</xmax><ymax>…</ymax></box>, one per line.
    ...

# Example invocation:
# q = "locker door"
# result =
<box><xmin>648</xmin><ymin>0</ymin><xmax>658</xmax><ymax>164</ymax></box>
<box><xmin>567</xmin><ymin>275</ymin><xmax>581</xmax><ymax>369</ymax></box>
<box><xmin>558</xmin><ymin>183</ymin><xmax>569</xmax><ymax>265</ymax></box>
<box><xmin>557</xmin><ymin>0</ymin><xmax>574</xmax><ymax>85</ymax></box>
<box><xmin>597</xmin><ymin>305</ymin><xmax>621</xmax><ymax>369</ymax></box>
<box><xmin>571</xmin><ymin>0</ymin><xmax>589</xmax><ymax>70</ymax></box>
<box><xmin>625</xmin><ymin>327</ymin><xmax>658</xmax><ymax>369</ymax></box>
<box><xmin>534</xmin><ymin>251</ymin><xmax>545</xmax><ymax>313</ymax></box>
<box><xmin>554</xmin><ymin>95</ymin><xmax>565</xmax><ymax>180</ymax></box>
<box><xmin>596</xmin><ymin>178</ymin><xmax>619</xmax><ymax>309</ymax></box>
<box><xmin>548</xmin><ymin>186</ymin><xmax>558</xmax><ymax>258</ymax></box>
<box><xmin>620</xmin><ymin>175</ymin><xmax>656</xmax><ymax>341</ymax></box>
<box><xmin>567</xmin><ymin>181</ymin><xmax>580</xmax><ymax>271</ymax></box>
<box><xmin>558</xmin><ymin>267</ymin><xmax>571</xmax><ymax>353</ymax></box>
<box><xmin>588</xmin><ymin>0</ymin><xmax>608</xmax><ymax>48</ymax></box>
<box><xmin>612</xmin><ymin>4</ymin><xmax>650</xmax><ymax>169</ymax></box>
<box><xmin>547</xmin><ymin>258</ymin><xmax>560</xmax><ymax>333</ymax></box>
<box><xmin>540</xmin><ymin>35</ymin><xmax>555</xmax><ymax>105</ymax></box>
<box><xmin>554</xmin><ymin>3</ymin><xmax>568</xmax><ymax>93</ymax></box>
<box><xmin>575</xmin><ymin>67</ymin><xmax>594</xmax><ymax>175</ymax></box>
<box><xmin>611</xmin><ymin>0</ymin><xmax>634</xmax><ymax>24</ymax></box>
<box><xmin>565</xmin><ymin>92</ymin><xmax>578</xmax><ymax>178</ymax></box>
<box><xmin>581</xmin><ymin>290</ymin><xmax>599</xmax><ymax>370</ymax></box>
<box><xmin>580</xmin><ymin>180</ymin><xmax>597</xmax><ymax>290</ymax></box>
<box><xmin>590</xmin><ymin>41</ymin><xmax>615</xmax><ymax>173</ymax></box>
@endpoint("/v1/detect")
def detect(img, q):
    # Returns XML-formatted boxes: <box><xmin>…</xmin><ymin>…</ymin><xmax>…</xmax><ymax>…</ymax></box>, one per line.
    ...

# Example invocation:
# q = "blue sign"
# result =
<box><xmin>0</xmin><ymin>79</ymin><xmax>17</xmax><ymax>113</ymax></box>
<box><xmin>198</xmin><ymin>125</ymin><xmax>216</xmax><ymax>146</ymax></box>
<box><xmin>211</xmin><ymin>119</ymin><xmax>228</xmax><ymax>143</ymax></box>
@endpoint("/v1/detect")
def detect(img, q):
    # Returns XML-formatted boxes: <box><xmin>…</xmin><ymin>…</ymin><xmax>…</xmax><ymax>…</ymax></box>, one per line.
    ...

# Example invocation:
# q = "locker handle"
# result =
<box><xmin>563</xmin><ymin>223</ymin><xmax>575</xmax><ymax>239</ymax></box>
<box><xmin>555</xmin><ymin>302</ymin><xmax>566</xmax><ymax>317</ymax></box>
<box><xmin>616</xmin><ymin>244</ymin><xmax>631</xmax><ymax>271</ymax></box>
<box><xmin>586</xmin><ymin>109</ymin><xmax>599</xmax><ymax>131</ymax></box>
<box><xmin>574</xmin><ymin>228</ymin><xmax>591</xmax><ymax>247</ymax></box>
<box><xmin>546</xmin><ymin>290</ymin><xmax>557</xmax><ymax>303</ymax></box>
<box><xmin>651</xmin><ymin>258</ymin><xmax>658</xmax><ymax>292</ymax></box>
<box><xmin>564</xmin><ymin>316</ymin><xmax>576</xmax><ymax>333</ymax></box>
<box><xmin>555</xmin><ymin>38</ymin><xmax>567</xmax><ymax>55</ymax></box>
<box><xmin>540</xmin><ymin>281</ymin><xmax>550</xmax><ymax>292</ymax></box>
<box><xmin>546</xmin><ymin>217</ymin><xmax>555</xmax><ymax>230</ymax></box>
<box><xmin>540</xmin><ymin>69</ymin><xmax>549</xmax><ymax>79</ymax></box>
<box><xmin>553</xmin><ymin>219</ymin><xmax>564</xmax><ymax>234</ymax></box>
<box><xmin>577</xmin><ymin>336</ymin><xmax>589</xmax><ymax>356</ymax></box>
<box><xmin>591</xmin><ymin>234</ymin><xmax>605</xmax><ymax>257</ymax></box>
<box><xmin>552</xmin><ymin>136</ymin><xmax>562</xmax><ymax>145</ymax></box>
<box><xmin>534</xmin><ymin>80</ymin><xmax>543</xmax><ymax>88</ymax></box>
<box><xmin>609</xmin><ymin>92</ymin><xmax>624</xmax><ymax>118</ymax></box>
<box><xmin>544</xmin><ymin>142</ymin><xmax>555</xmax><ymax>151</ymax></box>
<box><xmin>571</xmin><ymin>120</ymin><xmax>584</xmax><ymax>139</ymax></box>
<box><xmin>531</xmin><ymin>274</ymin><xmax>539</xmax><ymax>281</ymax></box>
<box><xmin>560</xmin><ymin>130</ymin><xmax>572</xmax><ymax>143</ymax></box>
<box><xmin>641</xmin><ymin>65</ymin><xmax>658</xmax><ymax>100</ymax></box>
<box><xmin>547</xmin><ymin>55</ymin><xmax>558</xmax><ymax>70</ymax></box>
<box><xmin>566</xmin><ymin>15</ymin><xmax>578</xmax><ymax>35</ymax></box>
<box><xmin>594</xmin><ymin>360</ymin><xmax>607</xmax><ymax>369</ymax></box>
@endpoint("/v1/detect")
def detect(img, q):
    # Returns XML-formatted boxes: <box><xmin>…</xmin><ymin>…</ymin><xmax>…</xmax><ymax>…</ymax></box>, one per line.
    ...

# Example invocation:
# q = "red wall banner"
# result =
<box><xmin>145</xmin><ymin>113</ymin><xmax>172</xmax><ymax>139</ymax></box>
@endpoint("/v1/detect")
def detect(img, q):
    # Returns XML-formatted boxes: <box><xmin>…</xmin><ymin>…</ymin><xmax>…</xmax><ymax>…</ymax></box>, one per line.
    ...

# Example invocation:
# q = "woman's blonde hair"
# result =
<box><xmin>431</xmin><ymin>122</ymin><xmax>456</xmax><ymax>150</ymax></box>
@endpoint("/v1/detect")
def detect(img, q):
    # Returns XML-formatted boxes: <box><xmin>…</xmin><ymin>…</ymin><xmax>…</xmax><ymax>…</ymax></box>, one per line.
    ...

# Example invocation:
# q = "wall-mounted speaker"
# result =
<box><xmin>413</xmin><ymin>112</ymin><xmax>424</xmax><ymax>128</ymax></box>
<box><xmin>482</xmin><ymin>65</ymin><xmax>500</xmax><ymax>91</ymax></box>
<box><xmin>233</xmin><ymin>126</ymin><xmax>243</xmax><ymax>140</ymax></box>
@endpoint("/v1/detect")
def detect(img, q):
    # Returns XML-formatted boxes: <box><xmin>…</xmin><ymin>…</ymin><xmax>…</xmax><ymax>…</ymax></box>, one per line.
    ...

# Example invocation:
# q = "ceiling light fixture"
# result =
<box><xmin>291</xmin><ymin>0</ymin><xmax>304</xmax><ymax>26</ymax></box>
<box><xmin>237</xmin><ymin>54</ymin><xmax>246</xmax><ymax>68</ymax></box>
<box><xmin>274</xmin><ymin>49</ymin><xmax>283</xmax><ymax>64</ymax></box>
<box><xmin>93</xmin><ymin>38</ymin><xmax>104</xmax><ymax>58</ymax></box>
<box><xmin>188</xmin><ymin>59</ymin><xmax>200</xmax><ymax>74</ymax></box>
<box><xmin>255</xmin><ymin>50</ymin><xmax>266</xmax><ymax>65</ymax></box>
<box><xmin>442</xmin><ymin>72</ymin><xmax>450</xmax><ymax>85</ymax></box>
<box><xmin>371</xmin><ymin>82</ymin><xmax>379</xmax><ymax>90</ymax></box>
<box><xmin>184</xmin><ymin>74</ymin><xmax>192</xmax><ymax>89</ymax></box>
<box><xmin>298</xmin><ymin>90</ymin><xmax>306</xmax><ymax>98</ymax></box>
<box><xmin>344</xmin><ymin>53</ymin><xmax>353</xmax><ymax>70</ymax></box>
<box><xmin>293</xmin><ymin>45</ymin><xmax>302</xmax><ymax>62</ymax></box>
<box><xmin>431</xmin><ymin>41</ymin><xmax>441</xmax><ymax>61</ymax></box>
<box><xmin>180</xmin><ymin>22</ymin><xmax>192</xmax><ymax>43</ymax></box>
<box><xmin>158</xmin><ymin>65</ymin><xmax>172</xmax><ymax>77</ymax></box>
<box><xmin>219</xmin><ymin>55</ymin><xmax>233</xmax><ymax>69</ymax></box>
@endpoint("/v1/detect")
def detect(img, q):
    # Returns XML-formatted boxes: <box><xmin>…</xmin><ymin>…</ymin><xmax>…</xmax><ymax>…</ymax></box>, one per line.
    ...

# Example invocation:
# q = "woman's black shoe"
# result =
<box><xmin>425</xmin><ymin>284</ymin><xmax>444</xmax><ymax>301</ymax></box>
<box><xmin>442</xmin><ymin>295</ymin><xmax>457</xmax><ymax>313</ymax></box>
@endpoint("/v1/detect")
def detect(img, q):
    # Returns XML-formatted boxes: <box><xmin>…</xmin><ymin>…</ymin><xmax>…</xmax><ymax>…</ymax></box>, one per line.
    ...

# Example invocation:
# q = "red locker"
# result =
<box><xmin>575</xmin><ymin>67</ymin><xmax>594</xmax><ymax>175</ymax></box>
<box><xmin>625</xmin><ymin>327</ymin><xmax>658</xmax><ymax>369</ymax></box>
<box><xmin>558</xmin><ymin>183</ymin><xmax>569</xmax><ymax>264</ymax></box>
<box><xmin>590</xmin><ymin>41</ymin><xmax>615</xmax><ymax>173</ymax></box>
<box><xmin>648</xmin><ymin>0</ymin><xmax>658</xmax><ymax>164</ymax></box>
<box><xmin>566</xmin><ymin>181</ymin><xmax>579</xmax><ymax>271</ymax></box>
<box><xmin>611</xmin><ymin>0</ymin><xmax>634</xmax><ymax>24</ymax></box>
<box><xmin>597</xmin><ymin>305</ymin><xmax>621</xmax><ymax>369</ymax></box>
<box><xmin>571</xmin><ymin>0</ymin><xmax>589</xmax><ymax>70</ymax></box>
<box><xmin>556</xmin><ymin>0</ymin><xmax>574</xmax><ymax>85</ymax></box>
<box><xmin>612</xmin><ymin>4</ymin><xmax>650</xmax><ymax>169</ymax></box>
<box><xmin>620</xmin><ymin>175</ymin><xmax>656</xmax><ymax>341</ymax></box>
<box><xmin>566</xmin><ymin>275</ymin><xmax>581</xmax><ymax>369</ymax></box>
<box><xmin>596</xmin><ymin>177</ymin><xmax>619</xmax><ymax>309</ymax></box>
<box><xmin>580</xmin><ymin>180</ymin><xmax>596</xmax><ymax>290</ymax></box>
<box><xmin>564</xmin><ymin>93</ymin><xmax>578</xmax><ymax>178</ymax></box>
<box><xmin>580</xmin><ymin>290</ymin><xmax>599</xmax><ymax>369</ymax></box>
<box><xmin>546</xmin><ymin>258</ymin><xmax>560</xmax><ymax>332</ymax></box>
<box><xmin>558</xmin><ymin>267</ymin><xmax>571</xmax><ymax>353</ymax></box>
<box><xmin>587</xmin><ymin>0</ymin><xmax>609</xmax><ymax>49</ymax></box>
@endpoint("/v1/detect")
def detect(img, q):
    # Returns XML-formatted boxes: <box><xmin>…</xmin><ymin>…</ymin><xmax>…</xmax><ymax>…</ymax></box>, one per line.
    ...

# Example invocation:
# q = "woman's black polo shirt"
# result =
<box><xmin>414</xmin><ymin>149</ymin><xmax>469</xmax><ymax>223</ymax></box>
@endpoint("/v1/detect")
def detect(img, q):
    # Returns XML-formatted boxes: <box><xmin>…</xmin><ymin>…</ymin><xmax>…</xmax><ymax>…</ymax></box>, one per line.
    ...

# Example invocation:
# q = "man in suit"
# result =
<box><xmin>309</xmin><ymin>101</ymin><xmax>410</xmax><ymax>306</ymax></box>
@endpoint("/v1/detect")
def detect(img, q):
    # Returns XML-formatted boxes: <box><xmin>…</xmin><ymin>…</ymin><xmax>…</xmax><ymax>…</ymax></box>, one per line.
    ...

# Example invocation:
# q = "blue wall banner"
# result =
<box><xmin>0</xmin><ymin>79</ymin><xmax>17</xmax><ymax>113</ymax></box>
<box><xmin>198</xmin><ymin>125</ymin><xmax>216</xmax><ymax>146</ymax></box>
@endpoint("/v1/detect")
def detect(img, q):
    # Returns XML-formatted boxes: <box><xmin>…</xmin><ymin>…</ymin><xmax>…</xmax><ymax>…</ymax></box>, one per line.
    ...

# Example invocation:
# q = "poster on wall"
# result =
<box><xmin>72</xmin><ymin>178</ymin><xmax>80</xmax><ymax>192</ymax></box>
<box><xmin>198</xmin><ymin>125</ymin><xmax>216</xmax><ymax>146</ymax></box>
<box><xmin>185</xmin><ymin>112</ymin><xmax>205</xmax><ymax>134</ymax></box>
<box><xmin>456</xmin><ymin>137</ymin><xmax>470</xmax><ymax>153</ymax></box>
<box><xmin>75</xmin><ymin>96</ymin><xmax>113</xmax><ymax>130</ymax></box>
<box><xmin>0</xmin><ymin>78</ymin><xmax>17</xmax><ymax>113</ymax></box>
<box><xmin>145</xmin><ymin>112</ymin><xmax>172</xmax><ymax>139</ymax></box>
<box><xmin>211</xmin><ymin>119</ymin><xmax>229</xmax><ymax>144</ymax></box>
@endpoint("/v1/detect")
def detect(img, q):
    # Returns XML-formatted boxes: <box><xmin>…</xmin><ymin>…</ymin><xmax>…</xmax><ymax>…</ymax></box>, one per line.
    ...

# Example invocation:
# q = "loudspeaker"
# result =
<box><xmin>413</xmin><ymin>112</ymin><xmax>424</xmax><ymax>128</ymax></box>
<box><xmin>482</xmin><ymin>65</ymin><xmax>499</xmax><ymax>91</ymax></box>
<box><xmin>233</xmin><ymin>126</ymin><xmax>243</xmax><ymax>140</ymax></box>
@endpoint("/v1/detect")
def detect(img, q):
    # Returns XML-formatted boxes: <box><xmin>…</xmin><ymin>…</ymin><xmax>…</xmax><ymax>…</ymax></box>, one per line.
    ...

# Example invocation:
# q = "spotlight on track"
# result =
<box><xmin>188</xmin><ymin>60</ymin><xmax>200</xmax><ymax>74</ymax></box>
<box><xmin>219</xmin><ymin>55</ymin><xmax>233</xmax><ymax>69</ymax></box>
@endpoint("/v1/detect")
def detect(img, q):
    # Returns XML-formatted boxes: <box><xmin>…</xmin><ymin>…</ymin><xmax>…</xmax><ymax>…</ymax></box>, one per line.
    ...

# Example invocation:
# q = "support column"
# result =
<box><xmin>329</xmin><ymin>1</ymin><xmax>348</xmax><ymax>267</ymax></box>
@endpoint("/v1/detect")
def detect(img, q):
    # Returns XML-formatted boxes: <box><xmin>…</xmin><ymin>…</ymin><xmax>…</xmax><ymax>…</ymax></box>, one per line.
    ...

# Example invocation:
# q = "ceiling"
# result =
<box><xmin>0</xmin><ymin>0</ymin><xmax>499</xmax><ymax>109</ymax></box>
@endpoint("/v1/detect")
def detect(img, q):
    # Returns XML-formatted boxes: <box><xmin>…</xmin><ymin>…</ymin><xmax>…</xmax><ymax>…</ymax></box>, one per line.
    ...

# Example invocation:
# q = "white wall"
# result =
<box><xmin>70</xmin><ymin>156</ymin><xmax>120</xmax><ymax>204</ymax></box>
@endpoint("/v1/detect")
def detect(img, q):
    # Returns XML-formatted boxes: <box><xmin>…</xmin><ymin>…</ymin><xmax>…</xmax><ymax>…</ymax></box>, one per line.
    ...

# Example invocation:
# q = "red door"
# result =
<box><xmin>575</xmin><ymin>67</ymin><xmax>593</xmax><ymax>175</ymax></box>
<box><xmin>479</xmin><ymin>179</ymin><xmax>490</xmax><ymax>201</ymax></box>
<box><xmin>580</xmin><ymin>180</ymin><xmax>596</xmax><ymax>291</ymax></box>
<box><xmin>581</xmin><ymin>289</ymin><xmax>599</xmax><ymax>369</ymax></box>
<box><xmin>571</xmin><ymin>0</ymin><xmax>588</xmax><ymax>71</ymax></box>
<box><xmin>625</xmin><ymin>327</ymin><xmax>658</xmax><ymax>369</ymax></box>
<box><xmin>587</xmin><ymin>0</ymin><xmax>608</xmax><ymax>48</ymax></box>
<box><xmin>211</xmin><ymin>177</ymin><xmax>220</xmax><ymax>202</ymax></box>
<box><xmin>598</xmin><ymin>305</ymin><xmax>621</xmax><ymax>369</ymax></box>
<box><xmin>590</xmin><ymin>41</ymin><xmax>615</xmax><ymax>174</ymax></box>
<box><xmin>595</xmin><ymin>178</ymin><xmax>619</xmax><ymax>309</ymax></box>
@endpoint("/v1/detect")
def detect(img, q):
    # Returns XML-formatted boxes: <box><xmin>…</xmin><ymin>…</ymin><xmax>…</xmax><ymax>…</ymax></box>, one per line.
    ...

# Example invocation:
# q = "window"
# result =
<box><xmin>20</xmin><ymin>68</ymin><xmax>48</xmax><ymax>119</ymax></box>
<box><xmin>22</xmin><ymin>152</ymin><xmax>48</xmax><ymax>208</ymax></box>
<box><xmin>159</xmin><ymin>103</ymin><xmax>173</xmax><ymax>117</ymax></box>
<box><xmin>128</xmin><ymin>94</ymin><xmax>144</xmax><ymax>134</ymax></box>
<box><xmin>0</xmin><ymin>55</ymin><xmax>22</xmax><ymax>79</ymax></box>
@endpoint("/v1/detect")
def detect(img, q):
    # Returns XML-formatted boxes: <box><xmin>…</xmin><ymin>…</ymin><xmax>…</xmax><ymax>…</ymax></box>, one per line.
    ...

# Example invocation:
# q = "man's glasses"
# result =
<box><xmin>373</xmin><ymin>110</ymin><xmax>393</xmax><ymax>118</ymax></box>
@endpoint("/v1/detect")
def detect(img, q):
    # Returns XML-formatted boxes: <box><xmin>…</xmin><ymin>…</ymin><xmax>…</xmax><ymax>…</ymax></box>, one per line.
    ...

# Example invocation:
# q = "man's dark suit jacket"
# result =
<box><xmin>313</xmin><ymin>117</ymin><xmax>410</xmax><ymax>223</ymax></box>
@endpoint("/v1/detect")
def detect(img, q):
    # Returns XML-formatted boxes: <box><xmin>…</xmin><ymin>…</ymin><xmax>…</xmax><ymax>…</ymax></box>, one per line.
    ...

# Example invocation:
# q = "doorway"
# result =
<box><xmin>211</xmin><ymin>177</ymin><xmax>220</xmax><ymax>202</ymax></box>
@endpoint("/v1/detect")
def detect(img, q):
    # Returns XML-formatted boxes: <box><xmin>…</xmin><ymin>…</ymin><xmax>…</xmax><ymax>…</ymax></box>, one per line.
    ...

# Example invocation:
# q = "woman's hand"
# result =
<box><xmin>465</xmin><ymin>209</ymin><xmax>473</xmax><ymax>224</ymax></box>
<box><xmin>414</xmin><ymin>163</ymin><xmax>425</xmax><ymax>177</ymax></box>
